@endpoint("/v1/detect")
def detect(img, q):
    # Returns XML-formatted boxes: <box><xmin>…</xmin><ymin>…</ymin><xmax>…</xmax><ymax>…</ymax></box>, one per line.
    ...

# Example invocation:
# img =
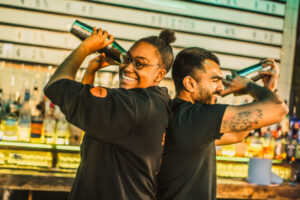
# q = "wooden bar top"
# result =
<box><xmin>217</xmin><ymin>178</ymin><xmax>300</xmax><ymax>200</ymax></box>
<box><xmin>0</xmin><ymin>169</ymin><xmax>299</xmax><ymax>199</ymax></box>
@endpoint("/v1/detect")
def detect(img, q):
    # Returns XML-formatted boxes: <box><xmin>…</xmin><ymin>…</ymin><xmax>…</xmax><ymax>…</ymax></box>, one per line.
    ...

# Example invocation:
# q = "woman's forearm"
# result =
<box><xmin>44</xmin><ymin>44</ymin><xmax>89</xmax><ymax>90</ymax></box>
<box><xmin>82</xmin><ymin>69</ymin><xmax>97</xmax><ymax>85</ymax></box>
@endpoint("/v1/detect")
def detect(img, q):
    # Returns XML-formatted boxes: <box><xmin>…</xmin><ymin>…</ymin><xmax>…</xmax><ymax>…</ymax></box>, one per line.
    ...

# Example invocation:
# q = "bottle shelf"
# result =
<box><xmin>0</xmin><ymin>141</ymin><xmax>80</xmax><ymax>151</ymax></box>
<box><xmin>216</xmin><ymin>156</ymin><xmax>283</xmax><ymax>164</ymax></box>
<box><xmin>0</xmin><ymin>141</ymin><xmax>285</xmax><ymax>161</ymax></box>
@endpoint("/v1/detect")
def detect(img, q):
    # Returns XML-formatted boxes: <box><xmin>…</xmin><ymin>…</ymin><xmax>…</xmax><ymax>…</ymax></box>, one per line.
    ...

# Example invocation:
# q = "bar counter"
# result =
<box><xmin>0</xmin><ymin>169</ymin><xmax>299</xmax><ymax>199</ymax></box>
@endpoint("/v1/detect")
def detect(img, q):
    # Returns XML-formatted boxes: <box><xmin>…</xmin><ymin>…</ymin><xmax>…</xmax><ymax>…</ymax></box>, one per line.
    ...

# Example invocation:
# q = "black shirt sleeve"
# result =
<box><xmin>44</xmin><ymin>79</ymin><xmax>135</xmax><ymax>142</ymax></box>
<box><xmin>190</xmin><ymin>103</ymin><xmax>228</xmax><ymax>145</ymax></box>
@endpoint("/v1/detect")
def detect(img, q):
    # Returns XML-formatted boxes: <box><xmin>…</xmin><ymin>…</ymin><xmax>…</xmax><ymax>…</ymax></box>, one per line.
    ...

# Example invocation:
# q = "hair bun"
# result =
<box><xmin>159</xmin><ymin>29</ymin><xmax>176</xmax><ymax>45</ymax></box>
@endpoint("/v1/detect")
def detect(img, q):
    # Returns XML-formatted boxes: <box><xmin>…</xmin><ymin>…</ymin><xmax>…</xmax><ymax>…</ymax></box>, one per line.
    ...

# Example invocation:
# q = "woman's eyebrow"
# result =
<box><xmin>133</xmin><ymin>56</ymin><xmax>149</xmax><ymax>61</ymax></box>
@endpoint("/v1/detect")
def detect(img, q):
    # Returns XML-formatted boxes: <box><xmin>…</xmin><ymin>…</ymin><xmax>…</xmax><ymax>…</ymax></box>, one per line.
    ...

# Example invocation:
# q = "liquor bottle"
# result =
<box><xmin>262</xmin><ymin>129</ymin><xmax>276</xmax><ymax>159</ymax></box>
<box><xmin>30</xmin><ymin>104</ymin><xmax>43</xmax><ymax>143</ymax></box>
<box><xmin>245</xmin><ymin>131</ymin><xmax>264</xmax><ymax>158</ymax></box>
<box><xmin>274</xmin><ymin>127</ymin><xmax>287</xmax><ymax>160</ymax></box>
<box><xmin>280</xmin><ymin>104</ymin><xmax>290</xmax><ymax>138</ymax></box>
<box><xmin>55</xmin><ymin>111</ymin><xmax>69</xmax><ymax>145</ymax></box>
<box><xmin>70</xmin><ymin>20</ymin><xmax>126</xmax><ymax>64</ymax></box>
<box><xmin>286</xmin><ymin>138</ymin><xmax>297</xmax><ymax>162</ymax></box>
<box><xmin>0</xmin><ymin>88</ymin><xmax>4</xmax><ymax>140</ymax></box>
<box><xmin>295</xmin><ymin>141</ymin><xmax>300</xmax><ymax>160</ymax></box>
<box><xmin>236</xmin><ymin>61</ymin><xmax>272</xmax><ymax>81</ymax></box>
<box><xmin>221</xmin><ymin>144</ymin><xmax>236</xmax><ymax>157</ymax></box>
<box><xmin>290</xmin><ymin>106</ymin><xmax>300</xmax><ymax>139</ymax></box>
<box><xmin>296</xmin><ymin>127</ymin><xmax>300</xmax><ymax>160</ymax></box>
<box><xmin>30</xmin><ymin>87</ymin><xmax>43</xmax><ymax>143</ymax></box>
<box><xmin>43</xmin><ymin>99</ymin><xmax>56</xmax><ymax>144</ymax></box>
<box><xmin>3</xmin><ymin>92</ymin><xmax>20</xmax><ymax>141</ymax></box>
<box><xmin>18</xmin><ymin>89</ymin><xmax>31</xmax><ymax>142</ymax></box>
<box><xmin>30</xmin><ymin>87</ymin><xmax>41</xmax><ymax>117</ymax></box>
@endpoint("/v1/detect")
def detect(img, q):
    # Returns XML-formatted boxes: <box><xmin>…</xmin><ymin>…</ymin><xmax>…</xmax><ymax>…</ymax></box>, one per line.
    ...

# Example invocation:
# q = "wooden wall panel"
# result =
<box><xmin>0</xmin><ymin>0</ymin><xmax>294</xmax><ymax>100</ymax></box>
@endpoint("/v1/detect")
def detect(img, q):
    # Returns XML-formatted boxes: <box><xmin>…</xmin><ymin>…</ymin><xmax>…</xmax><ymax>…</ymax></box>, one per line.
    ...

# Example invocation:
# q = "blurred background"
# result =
<box><xmin>0</xmin><ymin>0</ymin><xmax>300</xmax><ymax>200</ymax></box>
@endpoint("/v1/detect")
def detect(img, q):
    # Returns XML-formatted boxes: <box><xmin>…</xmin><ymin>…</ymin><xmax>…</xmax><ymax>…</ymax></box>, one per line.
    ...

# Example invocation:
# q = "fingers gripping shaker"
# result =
<box><xmin>236</xmin><ymin>61</ymin><xmax>273</xmax><ymax>81</ymax></box>
<box><xmin>70</xmin><ymin>20</ymin><xmax>126</xmax><ymax>64</ymax></box>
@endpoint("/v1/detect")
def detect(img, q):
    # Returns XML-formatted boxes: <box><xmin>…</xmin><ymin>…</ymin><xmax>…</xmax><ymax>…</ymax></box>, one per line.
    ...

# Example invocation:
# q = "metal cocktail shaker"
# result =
<box><xmin>236</xmin><ymin>61</ymin><xmax>272</xmax><ymax>82</ymax></box>
<box><xmin>70</xmin><ymin>20</ymin><xmax>126</xmax><ymax>64</ymax></box>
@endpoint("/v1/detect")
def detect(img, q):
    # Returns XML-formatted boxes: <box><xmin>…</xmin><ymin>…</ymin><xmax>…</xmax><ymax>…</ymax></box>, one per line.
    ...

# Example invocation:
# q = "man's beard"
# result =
<box><xmin>195</xmin><ymin>87</ymin><xmax>220</xmax><ymax>105</ymax></box>
<box><xmin>197</xmin><ymin>89</ymin><xmax>213</xmax><ymax>104</ymax></box>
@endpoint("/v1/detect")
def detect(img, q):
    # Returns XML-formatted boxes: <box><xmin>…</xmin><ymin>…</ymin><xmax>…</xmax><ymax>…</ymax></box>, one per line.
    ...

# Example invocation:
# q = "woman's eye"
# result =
<box><xmin>135</xmin><ymin>61</ymin><xmax>144</xmax><ymax>68</ymax></box>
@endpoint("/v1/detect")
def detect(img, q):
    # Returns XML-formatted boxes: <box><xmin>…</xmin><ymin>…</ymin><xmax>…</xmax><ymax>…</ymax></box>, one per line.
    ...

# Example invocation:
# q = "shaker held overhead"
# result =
<box><xmin>222</xmin><ymin>61</ymin><xmax>273</xmax><ymax>96</ymax></box>
<box><xmin>235</xmin><ymin>61</ymin><xmax>272</xmax><ymax>82</ymax></box>
<box><xmin>70</xmin><ymin>20</ymin><xmax>126</xmax><ymax>64</ymax></box>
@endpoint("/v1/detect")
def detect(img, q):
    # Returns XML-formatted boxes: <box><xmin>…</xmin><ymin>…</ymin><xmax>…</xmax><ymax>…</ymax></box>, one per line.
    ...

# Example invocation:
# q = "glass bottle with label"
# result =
<box><xmin>262</xmin><ymin>129</ymin><xmax>276</xmax><ymax>159</ymax></box>
<box><xmin>0</xmin><ymin>88</ymin><xmax>4</xmax><ymax>140</ymax></box>
<box><xmin>30</xmin><ymin>87</ymin><xmax>43</xmax><ymax>143</ymax></box>
<box><xmin>3</xmin><ymin>93</ymin><xmax>20</xmax><ymax>141</ymax></box>
<box><xmin>18</xmin><ymin>89</ymin><xmax>31</xmax><ymax>142</ymax></box>
<box><xmin>43</xmin><ymin>99</ymin><xmax>56</xmax><ymax>144</ymax></box>
<box><xmin>275</xmin><ymin>127</ymin><xmax>287</xmax><ymax>160</ymax></box>
<box><xmin>290</xmin><ymin>106</ymin><xmax>299</xmax><ymax>139</ymax></box>
<box><xmin>245</xmin><ymin>131</ymin><xmax>264</xmax><ymax>158</ymax></box>
<box><xmin>286</xmin><ymin>138</ymin><xmax>297</xmax><ymax>163</ymax></box>
<box><xmin>55</xmin><ymin>111</ymin><xmax>69</xmax><ymax>145</ymax></box>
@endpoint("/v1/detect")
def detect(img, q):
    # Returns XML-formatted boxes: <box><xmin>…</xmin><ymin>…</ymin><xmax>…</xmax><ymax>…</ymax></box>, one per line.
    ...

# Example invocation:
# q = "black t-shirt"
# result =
<box><xmin>44</xmin><ymin>79</ymin><xmax>171</xmax><ymax>200</ymax></box>
<box><xmin>157</xmin><ymin>98</ymin><xmax>227</xmax><ymax>200</ymax></box>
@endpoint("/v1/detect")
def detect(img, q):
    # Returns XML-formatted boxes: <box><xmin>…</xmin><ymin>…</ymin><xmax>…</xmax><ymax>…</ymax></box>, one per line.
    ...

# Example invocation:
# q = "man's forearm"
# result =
<box><xmin>247</xmin><ymin>82</ymin><xmax>282</xmax><ymax>103</ymax></box>
<box><xmin>215</xmin><ymin>131</ymin><xmax>250</xmax><ymax>146</ymax></box>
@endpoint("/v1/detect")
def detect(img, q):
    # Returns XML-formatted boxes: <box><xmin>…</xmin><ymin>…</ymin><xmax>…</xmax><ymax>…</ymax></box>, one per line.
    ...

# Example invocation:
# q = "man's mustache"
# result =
<box><xmin>213</xmin><ymin>91</ymin><xmax>221</xmax><ymax>96</ymax></box>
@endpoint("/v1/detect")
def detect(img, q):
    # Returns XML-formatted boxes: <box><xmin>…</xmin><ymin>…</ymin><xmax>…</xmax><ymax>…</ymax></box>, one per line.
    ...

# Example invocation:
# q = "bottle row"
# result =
<box><xmin>0</xmin><ymin>86</ymin><xmax>82</xmax><ymax>145</ymax></box>
<box><xmin>216</xmin><ymin>118</ymin><xmax>300</xmax><ymax>162</ymax></box>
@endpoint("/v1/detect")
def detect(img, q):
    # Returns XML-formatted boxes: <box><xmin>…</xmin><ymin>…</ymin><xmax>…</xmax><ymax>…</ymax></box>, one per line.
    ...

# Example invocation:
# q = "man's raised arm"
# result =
<box><xmin>219</xmin><ymin>60</ymin><xmax>288</xmax><ymax>134</ymax></box>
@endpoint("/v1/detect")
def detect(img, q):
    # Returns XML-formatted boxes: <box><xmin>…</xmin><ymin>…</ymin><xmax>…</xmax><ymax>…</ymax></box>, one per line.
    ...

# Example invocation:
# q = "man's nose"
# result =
<box><xmin>217</xmin><ymin>81</ymin><xmax>224</xmax><ymax>92</ymax></box>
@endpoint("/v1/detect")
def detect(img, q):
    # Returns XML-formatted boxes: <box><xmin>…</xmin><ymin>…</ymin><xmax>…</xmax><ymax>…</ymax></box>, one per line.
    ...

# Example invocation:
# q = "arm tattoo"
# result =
<box><xmin>221</xmin><ymin>109</ymin><xmax>263</xmax><ymax>132</ymax></box>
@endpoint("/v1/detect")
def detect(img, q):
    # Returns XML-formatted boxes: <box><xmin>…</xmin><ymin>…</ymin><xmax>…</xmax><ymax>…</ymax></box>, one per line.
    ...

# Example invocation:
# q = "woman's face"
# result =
<box><xmin>119</xmin><ymin>41</ymin><xmax>166</xmax><ymax>89</ymax></box>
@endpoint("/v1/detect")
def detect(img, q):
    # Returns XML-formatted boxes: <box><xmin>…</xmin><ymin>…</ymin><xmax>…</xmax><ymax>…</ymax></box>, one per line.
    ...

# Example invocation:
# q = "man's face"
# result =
<box><xmin>192</xmin><ymin>59</ymin><xmax>224</xmax><ymax>104</ymax></box>
<box><xmin>119</xmin><ymin>41</ymin><xmax>165</xmax><ymax>89</ymax></box>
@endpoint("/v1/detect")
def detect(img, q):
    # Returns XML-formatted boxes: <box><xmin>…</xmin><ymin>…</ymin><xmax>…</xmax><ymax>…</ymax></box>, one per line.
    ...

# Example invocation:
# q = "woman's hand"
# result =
<box><xmin>80</xmin><ymin>27</ymin><xmax>114</xmax><ymax>55</ymax></box>
<box><xmin>86</xmin><ymin>53</ymin><xmax>115</xmax><ymax>73</ymax></box>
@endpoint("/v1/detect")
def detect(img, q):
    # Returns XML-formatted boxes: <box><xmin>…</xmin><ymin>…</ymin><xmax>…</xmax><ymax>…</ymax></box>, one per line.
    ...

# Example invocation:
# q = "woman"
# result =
<box><xmin>44</xmin><ymin>27</ymin><xmax>175</xmax><ymax>200</ymax></box>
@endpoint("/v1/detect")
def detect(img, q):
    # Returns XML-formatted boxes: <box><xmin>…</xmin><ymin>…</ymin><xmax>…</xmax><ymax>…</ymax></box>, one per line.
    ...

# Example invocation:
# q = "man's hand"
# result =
<box><xmin>80</xmin><ymin>27</ymin><xmax>114</xmax><ymax>55</ymax></box>
<box><xmin>259</xmin><ymin>58</ymin><xmax>279</xmax><ymax>92</ymax></box>
<box><xmin>221</xmin><ymin>74</ymin><xmax>252</xmax><ymax>96</ymax></box>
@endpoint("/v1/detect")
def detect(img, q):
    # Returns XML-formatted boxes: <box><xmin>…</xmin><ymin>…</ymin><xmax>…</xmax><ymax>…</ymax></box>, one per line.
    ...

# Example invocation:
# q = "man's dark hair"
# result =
<box><xmin>135</xmin><ymin>30</ymin><xmax>176</xmax><ymax>72</ymax></box>
<box><xmin>172</xmin><ymin>47</ymin><xmax>220</xmax><ymax>94</ymax></box>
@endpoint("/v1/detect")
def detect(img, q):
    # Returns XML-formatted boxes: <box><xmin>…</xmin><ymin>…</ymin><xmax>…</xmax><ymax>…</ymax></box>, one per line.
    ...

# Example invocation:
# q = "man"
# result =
<box><xmin>157</xmin><ymin>47</ymin><xmax>288</xmax><ymax>200</ymax></box>
<box><xmin>44</xmin><ymin>27</ymin><xmax>176</xmax><ymax>199</ymax></box>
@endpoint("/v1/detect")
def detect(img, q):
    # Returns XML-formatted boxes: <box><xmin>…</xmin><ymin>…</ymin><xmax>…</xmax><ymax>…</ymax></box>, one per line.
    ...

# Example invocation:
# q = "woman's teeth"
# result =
<box><xmin>122</xmin><ymin>75</ymin><xmax>136</xmax><ymax>82</ymax></box>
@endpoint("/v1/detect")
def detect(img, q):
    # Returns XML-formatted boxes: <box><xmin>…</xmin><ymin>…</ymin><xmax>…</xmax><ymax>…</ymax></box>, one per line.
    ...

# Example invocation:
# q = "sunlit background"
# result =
<box><xmin>0</xmin><ymin>1</ymin><xmax>299</xmax><ymax>200</ymax></box>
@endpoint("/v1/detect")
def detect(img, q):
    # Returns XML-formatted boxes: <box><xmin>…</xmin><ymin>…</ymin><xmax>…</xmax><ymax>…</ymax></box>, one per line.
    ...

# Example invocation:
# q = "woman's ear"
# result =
<box><xmin>183</xmin><ymin>76</ymin><xmax>196</xmax><ymax>93</ymax></box>
<box><xmin>154</xmin><ymin>68</ymin><xmax>167</xmax><ymax>84</ymax></box>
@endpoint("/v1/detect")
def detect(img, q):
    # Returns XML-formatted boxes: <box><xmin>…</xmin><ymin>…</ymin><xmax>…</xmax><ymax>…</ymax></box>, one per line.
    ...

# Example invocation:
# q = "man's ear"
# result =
<box><xmin>183</xmin><ymin>76</ymin><xmax>196</xmax><ymax>93</ymax></box>
<box><xmin>155</xmin><ymin>68</ymin><xmax>167</xmax><ymax>84</ymax></box>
